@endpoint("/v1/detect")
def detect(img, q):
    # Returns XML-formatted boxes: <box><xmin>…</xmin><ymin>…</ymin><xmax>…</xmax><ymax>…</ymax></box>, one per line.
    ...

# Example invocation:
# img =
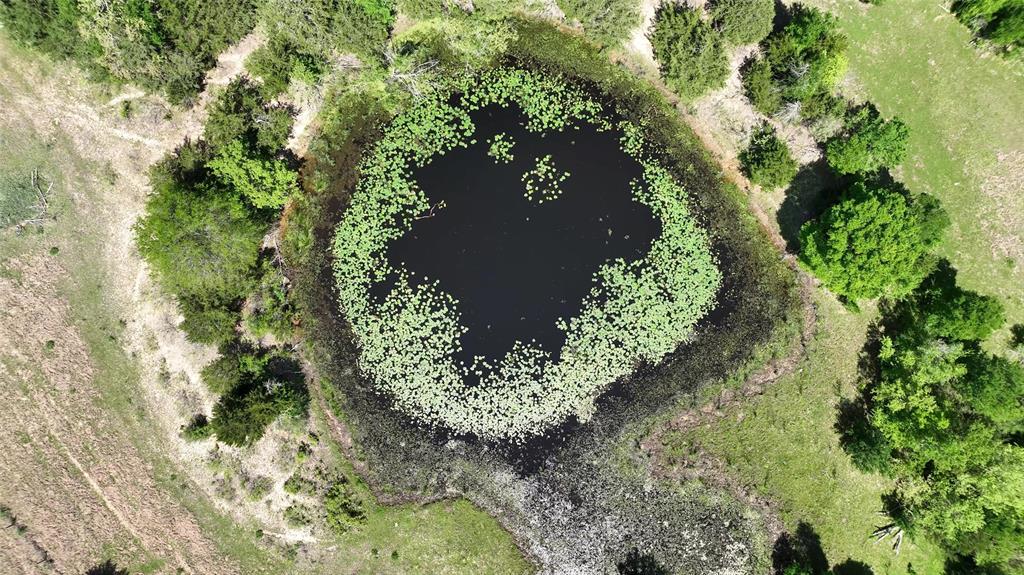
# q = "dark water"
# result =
<box><xmin>385</xmin><ymin>103</ymin><xmax>659</xmax><ymax>365</ymax></box>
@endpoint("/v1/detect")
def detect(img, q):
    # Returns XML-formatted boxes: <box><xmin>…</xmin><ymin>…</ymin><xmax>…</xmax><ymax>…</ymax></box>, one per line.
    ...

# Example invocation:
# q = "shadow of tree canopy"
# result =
<box><xmin>85</xmin><ymin>560</ymin><xmax>129</xmax><ymax>575</ymax></box>
<box><xmin>776</xmin><ymin>159</ymin><xmax>837</xmax><ymax>252</ymax></box>
<box><xmin>617</xmin><ymin>548</ymin><xmax>670</xmax><ymax>575</ymax></box>
<box><xmin>832</xmin><ymin>559</ymin><xmax>875</xmax><ymax>575</ymax></box>
<box><xmin>773</xmin><ymin>522</ymin><xmax>829</xmax><ymax>574</ymax></box>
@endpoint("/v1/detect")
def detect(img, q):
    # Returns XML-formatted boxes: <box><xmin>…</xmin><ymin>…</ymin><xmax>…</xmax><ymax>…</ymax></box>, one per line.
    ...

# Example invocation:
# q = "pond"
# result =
<box><xmin>385</xmin><ymin>102</ymin><xmax>660</xmax><ymax>366</ymax></box>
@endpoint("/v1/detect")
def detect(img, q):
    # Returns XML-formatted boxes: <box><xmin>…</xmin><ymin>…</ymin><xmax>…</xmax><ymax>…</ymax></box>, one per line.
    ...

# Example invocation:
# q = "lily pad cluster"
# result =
<box><xmin>332</xmin><ymin>67</ymin><xmax>721</xmax><ymax>440</ymax></box>
<box><xmin>522</xmin><ymin>154</ymin><xmax>570</xmax><ymax>204</ymax></box>
<box><xmin>487</xmin><ymin>133</ymin><xmax>515</xmax><ymax>163</ymax></box>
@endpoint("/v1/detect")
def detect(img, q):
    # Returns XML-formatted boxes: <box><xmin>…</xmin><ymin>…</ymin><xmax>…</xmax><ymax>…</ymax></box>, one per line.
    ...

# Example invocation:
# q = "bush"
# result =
<box><xmin>0</xmin><ymin>0</ymin><xmax>103</xmax><ymax>69</ymax></box>
<box><xmin>135</xmin><ymin>172</ymin><xmax>265</xmax><ymax>303</ymax></box>
<box><xmin>181</xmin><ymin>413</ymin><xmax>214</xmax><ymax>441</ymax></box>
<box><xmin>825</xmin><ymin>103</ymin><xmax>909</xmax><ymax>175</ymax></box>
<box><xmin>739</xmin><ymin>122</ymin><xmax>798</xmax><ymax>190</ymax></box>
<box><xmin>708</xmin><ymin>0</ymin><xmax>775</xmax><ymax>46</ymax></box>
<box><xmin>201</xmin><ymin>353</ymin><xmax>245</xmax><ymax>395</ymax></box>
<box><xmin>323</xmin><ymin>481</ymin><xmax>366</xmax><ymax>534</ymax></box>
<box><xmin>650</xmin><ymin>5</ymin><xmax>729</xmax><ymax>101</ymax></box>
<box><xmin>244</xmin><ymin>263</ymin><xmax>298</xmax><ymax>340</ymax></box>
<box><xmin>256</xmin><ymin>0</ymin><xmax>394</xmax><ymax>81</ymax></box>
<box><xmin>799</xmin><ymin>179</ymin><xmax>947</xmax><ymax>301</ymax></box>
<box><xmin>557</xmin><ymin>0</ymin><xmax>642</xmax><ymax>47</ymax></box>
<box><xmin>953</xmin><ymin>0</ymin><xmax>1024</xmax><ymax>50</ymax></box>
<box><xmin>742</xmin><ymin>56</ymin><xmax>783</xmax><ymax>116</ymax></box>
<box><xmin>178</xmin><ymin>298</ymin><xmax>240</xmax><ymax>344</ymax></box>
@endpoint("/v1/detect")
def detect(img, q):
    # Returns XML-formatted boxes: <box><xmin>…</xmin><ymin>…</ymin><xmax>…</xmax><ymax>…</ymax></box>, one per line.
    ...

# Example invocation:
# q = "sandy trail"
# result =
<box><xmin>0</xmin><ymin>31</ymin><xmax>291</xmax><ymax>574</ymax></box>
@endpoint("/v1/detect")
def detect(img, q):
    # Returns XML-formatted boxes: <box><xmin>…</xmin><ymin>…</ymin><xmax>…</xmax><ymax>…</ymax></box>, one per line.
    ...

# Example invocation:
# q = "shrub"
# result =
<box><xmin>799</xmin><ymin>179</ymin><xmax>947</xmax><ymax>302</ymax></box>
<box><xmin>181</xmin><ymin>413</ymin><xmax>214</xmax><ymax>441</ymax></box>
<box><xmin>257</xmin><ymin>0</ymin><xmax>394</xmax><ymax>76</ymax></box>
<box><xmin>650</xmin><ymin>5</ymin><xmax>729</xmax><ymax>101</ymax></box>
<box><xmin>324</xmin><ymin>481</ymin><xmax>366</xmax><ymax>534</ymax></box>
<box><xmin>178</xmin><ymin>298</ymin><xmax>240</xmax><ymax>344</ymax></box>
<box><xmin>741</xmin><ymin>56</ymin><xmax>783</xmax><ymax>116</ymax></box>
<box><xmin>557</xmin><ymin>0</ymin><xmax>642</xmax><ymax>47</ymax></box>
<box><xmin>825</xmin><ymin>103</ymin><xmax>910</xmax><ymax>175</ymax></box>
<box><xmin>739</xmin><ymin>122</ymin><xmax>798</xmax><ymax>190</ymax></box>
<box><xmin>708</xmin><ymin>0</ymin><xmax>775</xmax><ymax>46</ymax></box>
<box><xmin>201</xmin><ymin>353</ymin><xmax>245</xmax><ymax>395</ymax></box>
<box><xmin>0</xmin><ymin>0</ymin><xmax>102</xmax><ymax>67</ymax></box>
<box><xmin>953</xmin><ymin>0</ymin><xmax>1024</xmax><ymax>49</ymax></box>
<box><xmin>134</xmin><ymin>174</ymin><xmax>265</xmax><ymax>303</ymax></box>
<box><xmin>244</xmin><ymin>263</ymin><xmax>298</xmax><ymax>340</ymax></box>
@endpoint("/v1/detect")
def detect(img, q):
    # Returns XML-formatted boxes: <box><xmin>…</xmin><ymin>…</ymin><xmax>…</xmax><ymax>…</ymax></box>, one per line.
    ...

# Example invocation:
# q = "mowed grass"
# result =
<box><xmin>662</xmin><ymin>297</ymin><xmax>946</xmax><ymax>575</ymax></box>
<box><xmin>804</xmin><ymin>0</ymin><xmax>1024</xmax><ymax>336</ymax></box>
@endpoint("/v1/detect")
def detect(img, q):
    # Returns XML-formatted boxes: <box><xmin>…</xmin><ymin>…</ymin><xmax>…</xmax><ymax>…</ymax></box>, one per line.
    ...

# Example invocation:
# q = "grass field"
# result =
<box><xmin>660</xmin><ymin>2</ymin><xmax>1024</xmax><ymax>574</ymax></box>
<box><xmin>661</xmin><ymin>297</ymin><xmax>947</xmax><ymax>575</ymax></box>
<box><xmin>0</xmin><ymin>37</ymin><xmax>531</xmax><ymax>575</ymax></box>
<box><xmin>805</xmin><ymin>0</ymin><xmax>1024</xmax><ymax>335</ymax></box>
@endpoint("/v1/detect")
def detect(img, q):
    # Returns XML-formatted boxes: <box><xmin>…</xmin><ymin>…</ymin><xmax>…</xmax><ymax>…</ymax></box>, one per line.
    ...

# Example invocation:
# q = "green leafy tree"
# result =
<box><xmin>557</xmin><ymin>0</ymin><xmax>642</xmax><ymax>47</ymax></box>
<box><xmin>839</xmin><ymin>265</ymin><xmax>1024</xmax><ymax>573</ymax></box>
<box><xmin>650</xmin><ymin>5</ymin><xmax>729</xmax><ymax>101</ymax></box>
<box><xmin>739</xmin><ymin>121</ymin><xmax>798</xmax><ymax>190</ymax></box>
<box><xmin>799</xmin><ymin>180</ymin><xmax>947</xmax><ymax>301</ymax></box>
<box><xmin>134</xmin><ymin>174</ymin><xmax>265</xmax><ymax>304</ymax></box>
<box><xmin>889</xmin><ymin>261</ymin><xmax>1005</xmax><ymax>343</ymax></box>
<box><xmin>825</xmin><ymin>103</ymin><xmax>910</xmax><ymax>174</ymax></box>
<box><xmin>708</xmin><ymin>0</ymin><xmax>775</xmax><ymax>46</ymax></box>
<box><xmin>204</xmin><ymin>79</ymin><xmax>294</xmax><ymax>154</ymax></box>
<box><xmin>743</xmin><ymin>3</ymin><xmax>848</xmax><ymax>121</ymax></box>
<box><xmin>208</xmin><ymin>140</ymin><xmax>297</xmax><ymax>209</ymax></box>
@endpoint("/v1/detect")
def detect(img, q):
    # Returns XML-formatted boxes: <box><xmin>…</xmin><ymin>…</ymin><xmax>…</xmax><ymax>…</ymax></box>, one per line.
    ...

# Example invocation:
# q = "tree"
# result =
<box><xmin>825</xmin><ymin>103</ymin><xmax>910</xmax><ymax>175</ymax></box>
<box><xmin>888</xmin><ymin>261</ymin><xmax>1005</xmax><ymax>343</ymax></box>
<box><xmin>708</xmin><ymin>0</ymin><xmax>775</xmax><ymax>46</ymax></box>
<box><xmin>838</xmin><ymin>265</ymin><xmax>1024</xmax><ymax>573</ymax></box>
<box><xmin>739</xmin><ymin>121</ymin><xmax>798</xmax><ymax>190</ymax></box>
<box><xmin>204</xmin><ymin>78</ymin><xmax>294</xmax><ymax>155</ymax></box>
<box><xmin>208</xmin><ymin>140</ymin><xmax>297</xmax><ymax>209</ymax></box>
<box><xmin>742</xmin><ymin>3</ymin><xmax>848</xmax><ymax>122</ymax></box>
<box><xmin>210</xmin><ymin>380</ymin><xmax>305</xmax><ymax>446</ymax></box>
<box><xmin>799</xmin><ymin>180</ymin><xmax>947</xmax><ymax>302</ymax></box>
<box><xmin>134</xmin><ymin>174</ymin><xmax>265</xmax><ymax>304</ymax></box>
<box><xmin>650</xmin><ymin>5</ymin><xmax>729</xmax><ymax>101</ymax></box>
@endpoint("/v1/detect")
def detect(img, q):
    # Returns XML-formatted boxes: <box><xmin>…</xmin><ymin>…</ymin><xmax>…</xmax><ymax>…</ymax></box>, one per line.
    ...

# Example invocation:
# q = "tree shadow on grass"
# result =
<box><xmin>773</xmin><ymin>522</ymin><xmax>829</xmax><ymax>574</ymax></box>
<box><xmin>832</xmin><ymin>559</ymin><xmax>875</xmax><ymax>575</ymax></box>
<box><xmin>777</xmin><ymin>159</ymin><xmax>838</xmax><ymax>252</ymax></box>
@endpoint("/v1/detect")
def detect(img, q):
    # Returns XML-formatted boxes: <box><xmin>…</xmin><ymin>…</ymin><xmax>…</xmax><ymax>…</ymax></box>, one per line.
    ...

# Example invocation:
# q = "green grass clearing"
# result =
<box><xmin>661</xmin><ymin>296</ymin><xmax>946</xmax><ymax>575</ymax></box>
<box><xmin>803</xmin><ymin>0</ymin><xmax>1024</xmax><ymax>340</ymax></box>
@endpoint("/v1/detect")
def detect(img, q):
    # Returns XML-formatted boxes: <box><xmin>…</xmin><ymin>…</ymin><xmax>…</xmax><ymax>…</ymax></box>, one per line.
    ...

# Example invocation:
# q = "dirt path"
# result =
<box><xmin>0</xmin><ymin>31</ymin><xmax>291</xmax><ymax>574</ymax></box>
